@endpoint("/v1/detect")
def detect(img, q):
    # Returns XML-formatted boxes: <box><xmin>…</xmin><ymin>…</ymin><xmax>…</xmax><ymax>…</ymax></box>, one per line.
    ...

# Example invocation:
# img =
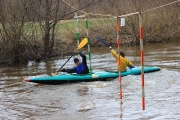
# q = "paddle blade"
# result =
<box><xmin>77</xmin><ymin>38</ymin><xmax>88</xmax><ymax>50</ymax></box>
<box><xmin>53</xmin><ymin>72</ymin><xmax>58</xmax><ymax>76</ymax></box>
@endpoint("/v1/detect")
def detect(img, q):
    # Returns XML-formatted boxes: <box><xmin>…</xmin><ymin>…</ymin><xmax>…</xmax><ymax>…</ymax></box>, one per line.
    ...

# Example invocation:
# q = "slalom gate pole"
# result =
<box><xmin>75</xmin><ymin>12</ymin><xmax>80</xmax><ymax>47</ymax></box>
<box><xmin>116</xmin><ymin>17</ymin><xmax>122</xmax><ymax>99</ymax></box>
<box><xmin>139</xmin><ymin>13</ymin><xmax>145</xmax><ymax>110</ymax></box>
<box><xmin>85</xmin><ymin>16</ymin><xmax>92</xmax><ymax>75</ymax></box>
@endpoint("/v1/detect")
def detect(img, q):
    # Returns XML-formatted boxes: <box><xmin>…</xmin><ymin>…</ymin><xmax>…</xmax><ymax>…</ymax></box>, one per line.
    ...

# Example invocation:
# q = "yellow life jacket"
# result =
<box><xmin>111</xmin><ymin>49</ymin><xmax>133</xmax><ymax>72</ymax></box>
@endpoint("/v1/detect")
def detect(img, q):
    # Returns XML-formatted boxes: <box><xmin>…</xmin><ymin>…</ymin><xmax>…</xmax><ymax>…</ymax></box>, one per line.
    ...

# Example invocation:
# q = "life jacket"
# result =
<box><xmin>74</xmin><ymin>63</ymin><xmax>89</xmax><ymax>74</ymax></box>
<box><xmin>111</xmin><ymin>49</ymin><xmax>133</xmax><ymax>72</ymax></box>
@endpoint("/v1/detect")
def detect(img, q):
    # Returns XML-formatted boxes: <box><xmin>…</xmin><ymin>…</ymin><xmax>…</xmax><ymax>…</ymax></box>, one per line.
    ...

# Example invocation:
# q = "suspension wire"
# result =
<box><xmin>142</xmin><ymin>0</ymin><xmax>180</xmax><ymax>13</ymax></box>
<box><xmin>62</xmin><ymin>0</ymin><xmax>180</xmax><ymax>18</ymax></box>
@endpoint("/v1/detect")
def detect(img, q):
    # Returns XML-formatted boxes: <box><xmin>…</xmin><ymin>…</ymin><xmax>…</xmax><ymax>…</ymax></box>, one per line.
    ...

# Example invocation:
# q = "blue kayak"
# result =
<box><xmin>25</xmin><ymin>66</ymin><xmax>160</xmax><ymax>84</ymax></box>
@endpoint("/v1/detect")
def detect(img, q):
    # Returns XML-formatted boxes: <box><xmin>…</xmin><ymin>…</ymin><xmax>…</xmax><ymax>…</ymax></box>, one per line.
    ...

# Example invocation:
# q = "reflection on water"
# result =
<box><xmin>0</xmin><ymin>41</ymin><xmax>180</xmax><ymax>119</ymax></box>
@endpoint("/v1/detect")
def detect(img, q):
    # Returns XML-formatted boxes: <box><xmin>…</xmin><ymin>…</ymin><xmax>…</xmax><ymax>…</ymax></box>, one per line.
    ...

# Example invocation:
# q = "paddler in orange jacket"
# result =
<box><xmin>109</xmin><ymin>46</ymin><xmax>135</xmax><ymax>72</ymax></box>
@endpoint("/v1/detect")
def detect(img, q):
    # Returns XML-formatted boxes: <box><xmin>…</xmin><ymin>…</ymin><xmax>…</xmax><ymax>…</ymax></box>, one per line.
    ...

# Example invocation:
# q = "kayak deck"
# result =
<box><xmin>25</xmin><ymin>66</ymin><xmax>161</xmax><ymax>84</ymax></box>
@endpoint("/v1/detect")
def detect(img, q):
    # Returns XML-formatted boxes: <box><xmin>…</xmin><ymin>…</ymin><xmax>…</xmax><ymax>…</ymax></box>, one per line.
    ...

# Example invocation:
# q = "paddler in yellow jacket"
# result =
<box><xmin>109</xmin><ymin>46</ymin><xmax>135</xmax><ymax>72</ymax></box>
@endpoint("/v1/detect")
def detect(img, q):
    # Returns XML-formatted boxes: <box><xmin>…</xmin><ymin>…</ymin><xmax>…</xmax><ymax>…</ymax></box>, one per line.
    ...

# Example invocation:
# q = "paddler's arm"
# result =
<box><xmin>109</xmin><ymin>46</ymin><xmax>118</xmax><ymax>61</ymax></box>
<box><xmin>58</xmin><ymin>68</ymin><xmax>75</xmax><ymax>73</ymax></box>
<box><xmin>125</xmin><ymin>58</ymin><xmax>135</xmax><ymax>68</ymax></box>
<box><xmin>78</xmin><ymin>52</ymin><xmax>87</xmax><ymax>65</ymax></box>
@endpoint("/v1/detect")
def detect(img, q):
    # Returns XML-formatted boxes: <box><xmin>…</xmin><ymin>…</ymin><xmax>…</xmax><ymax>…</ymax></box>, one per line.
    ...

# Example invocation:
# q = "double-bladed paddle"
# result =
<box><xmin>97</xmin><ymin>36</ymin><xmax>110</xmax><ymax>47</ymax></box>
<box><xmin>53</xmin><ymin>38</ymin><xmax>88</xmax><ymax>76</ymax></box>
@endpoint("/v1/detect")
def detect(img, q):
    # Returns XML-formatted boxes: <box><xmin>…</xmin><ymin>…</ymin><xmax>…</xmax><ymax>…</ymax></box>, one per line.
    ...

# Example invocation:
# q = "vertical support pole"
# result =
<box><xmin>75</xmin><ymin>12</ymin><xmax>80</xmax><ymax>47</ymax></box>
<box><xmin>85</xmin><ymin>16</ymin><xmax>92</xmax><ymax>75</ymax></box>
<box><xmin>116</xmin><ymin>17</ymin><xmax>122</xmax><ymax>99</ymax></box>
<box><xmin>139</xmin><ymin>13</ymin><xmax>145</xmax><ymax>110</ymax></box>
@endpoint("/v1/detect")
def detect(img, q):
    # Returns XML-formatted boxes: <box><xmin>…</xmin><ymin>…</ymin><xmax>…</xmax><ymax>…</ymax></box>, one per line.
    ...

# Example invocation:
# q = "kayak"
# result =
<box><xmin>24</xmin><ymin>66</ymin><xmax>161</xmax><ymax>84</ymax></box>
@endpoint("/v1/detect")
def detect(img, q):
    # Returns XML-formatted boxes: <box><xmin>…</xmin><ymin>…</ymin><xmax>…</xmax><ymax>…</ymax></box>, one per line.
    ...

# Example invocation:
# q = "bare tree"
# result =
<box><xmin>0</xmin><ymin>0</ymin><xmax>179</xmax><ymax>65</ymax></box>
<box><xmin>31</xmin><ymin>0</ymin><xmax>96</xmax><ymax>58</ymax></box>
<box><xmin>93</xmin><ymin>0</ymin><xmax>180</xmax><ymax>44</ymax></box>
<box><xmin>0</xmin><ymin>0</ymin><xmax>29</xmax><ymax>64</ymax></box>
<box><xmin>0</xmin><ymin>0</ymin><xmax>95</xmax><ymax>65</ymax></box>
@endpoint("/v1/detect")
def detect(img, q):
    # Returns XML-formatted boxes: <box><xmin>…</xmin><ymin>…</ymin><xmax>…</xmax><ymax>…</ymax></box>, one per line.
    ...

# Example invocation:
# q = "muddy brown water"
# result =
<box><xmin>0</xmin><ymin>41</ymin><xmax>180</xmax><ymax>120</ymax></box>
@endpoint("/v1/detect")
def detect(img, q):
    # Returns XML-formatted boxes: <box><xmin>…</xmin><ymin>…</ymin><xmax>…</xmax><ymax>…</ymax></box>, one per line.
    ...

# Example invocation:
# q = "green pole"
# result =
<box><xmin>75</xmin><ymin>12</ymin><xmax>80</xmax><ymax>47</ymax></box>
<box><xmin>85</xmin><ymin>17</ymin><xmax>92</xmax><ymax>74</ymax></box>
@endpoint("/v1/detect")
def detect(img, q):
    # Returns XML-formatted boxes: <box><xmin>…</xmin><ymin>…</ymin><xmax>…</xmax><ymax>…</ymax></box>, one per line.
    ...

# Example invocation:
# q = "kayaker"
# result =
<box><xmin>109</xmin><ymin>46</ymin><xmax>135</xmax><ymax>72</ymax></box>
<box><xmin>57</xmin><ymin>51</ymin><xmax>89</xmax><ymax>74</ymax></box>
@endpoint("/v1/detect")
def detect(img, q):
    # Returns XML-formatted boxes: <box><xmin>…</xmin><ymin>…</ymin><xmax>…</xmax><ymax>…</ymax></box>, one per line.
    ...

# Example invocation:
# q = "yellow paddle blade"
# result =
<box><xmin>77</xmin><ymin>38</ymin><xmax>88</xmax><ymax>50</ymax></box>
<box><xmin>53</xmin><ymin>38</ymin><xmax>88</xmax><ymax>76</ymax></box>
<box><xmin>53</xmin><ymin>72</ymin><xmax>58</xmax><ymax>76</ymax></box>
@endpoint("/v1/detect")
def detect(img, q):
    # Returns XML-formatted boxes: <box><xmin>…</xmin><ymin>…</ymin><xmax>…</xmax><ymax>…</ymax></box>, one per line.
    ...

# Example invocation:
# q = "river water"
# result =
<box><xmin>0</xmin><ymin>41</ymin><xmax>180</xmax><ymax>120</ymax></box>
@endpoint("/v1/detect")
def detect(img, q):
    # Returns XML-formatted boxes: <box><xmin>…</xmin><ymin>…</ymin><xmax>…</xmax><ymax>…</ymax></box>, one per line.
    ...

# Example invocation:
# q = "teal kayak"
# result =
<box><xmin>25</xmin><ymin>66</ymin><xmax>160</xmax><ymax>84</ymax></box>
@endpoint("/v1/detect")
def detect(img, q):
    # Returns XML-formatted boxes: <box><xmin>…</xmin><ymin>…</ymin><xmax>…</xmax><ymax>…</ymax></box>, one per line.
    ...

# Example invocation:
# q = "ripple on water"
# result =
<box><xmin>0</xmin><ymin>42</ymin><xmax>180</xmax><ymax>119</ymax></box>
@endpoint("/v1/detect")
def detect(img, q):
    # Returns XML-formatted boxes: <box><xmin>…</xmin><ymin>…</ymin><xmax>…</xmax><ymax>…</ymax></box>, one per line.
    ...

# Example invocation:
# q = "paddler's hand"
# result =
<box><xmin>74</xmin><ymin>50</ymin><xmax>78</xmax><ymax>54</ymax></box>
<box><xmin>129</xmin><ymin>66</ymin><xmax>135</xmax><ymax>69</ymax></box>
<box><xmin>57</xmin><ymin>69</ymin><xmax>62</xmax><ymax>72</ymax></box>
<box><xmin>109</xmin><ymin>46</ymin><xmax>112</xmax><ymax>50</ymax></box>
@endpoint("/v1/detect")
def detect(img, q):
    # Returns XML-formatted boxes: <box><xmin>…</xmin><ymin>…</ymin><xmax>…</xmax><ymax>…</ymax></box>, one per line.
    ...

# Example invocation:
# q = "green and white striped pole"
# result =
<box><xmin>74</xmin><ymin>12</ymin><xmax>80</xmax><ymax>47</ymax></box>
<box><xmin>74</xmin><ymin>13</ymin><xmax>92</xmax><ymax>74</ymax></box>
<box><xmin>85</xmin><ymin>16</ymin><xmax>92</xmax><ymax>75</ymax></box>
